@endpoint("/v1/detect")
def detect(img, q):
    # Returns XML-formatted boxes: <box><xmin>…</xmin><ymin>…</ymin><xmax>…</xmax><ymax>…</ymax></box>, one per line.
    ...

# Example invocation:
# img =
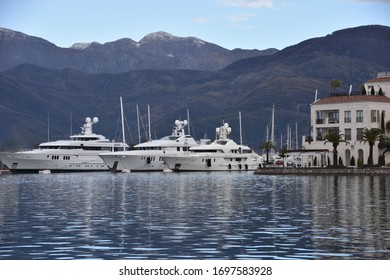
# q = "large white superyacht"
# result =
<box><xmin>0</xmin><ymin>117</ymin><xmax>129</xmax><ymax>173</ymax></box>
<box><xmin>99</xmin><ymin>119</ymin><xmax>199</xmax><ymax>172</ymax></box>
<box><xmin>163</xmin><ymin>122</ymin><xmax>263</xmax><ymax>171</ymax></box>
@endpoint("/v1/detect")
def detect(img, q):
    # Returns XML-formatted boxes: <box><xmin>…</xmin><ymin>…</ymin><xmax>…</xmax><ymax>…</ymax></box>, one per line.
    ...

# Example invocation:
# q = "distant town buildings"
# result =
<box><xmin>302</xmin><ymin>72</ymin><xmax>390</xmax><ymax>167</ymax></box>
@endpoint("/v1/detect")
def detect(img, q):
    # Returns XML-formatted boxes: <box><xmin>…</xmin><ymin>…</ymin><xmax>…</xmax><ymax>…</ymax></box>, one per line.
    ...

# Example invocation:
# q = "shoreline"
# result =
<box><xmin>254</xmin><ymin>166</ymin><xmax>390</xmax><ymax>176</ymax></box>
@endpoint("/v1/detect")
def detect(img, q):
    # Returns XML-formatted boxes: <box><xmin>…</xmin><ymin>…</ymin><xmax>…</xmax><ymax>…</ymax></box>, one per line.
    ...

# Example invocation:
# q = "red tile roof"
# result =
<box><xmin>313</xmin><ymin>95</ymin><xmax>390</xmax><ymax>105</ymax></box>
<box><xmin>366</xmin><ymin>77</ymin><xmax>390</xmax><ymax>83</ymax></box>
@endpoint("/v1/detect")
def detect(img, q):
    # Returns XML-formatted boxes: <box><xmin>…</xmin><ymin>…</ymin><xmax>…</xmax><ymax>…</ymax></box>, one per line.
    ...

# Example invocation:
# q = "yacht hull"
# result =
<box><xmin>0</xmin><ymin>152</ymin><xmax>109</xmax><ymax>173</ymax></box>
<box><xmin>100</xmin><ymin>151</ymin><xmax>170</xmax><ymax>172</ymax></box>
<box><xmin>164</xmin><ymin>155</ymin><xmax>263</xmax><ymax>172</ymax></box>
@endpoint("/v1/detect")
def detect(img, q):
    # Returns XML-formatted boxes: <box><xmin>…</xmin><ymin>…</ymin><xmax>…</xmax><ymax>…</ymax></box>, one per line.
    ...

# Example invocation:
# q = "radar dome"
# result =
<box><xmin>93</xmin><ymin>117</ymin><xmax>99</xmax><ymax>123</ymax></box>
<box><xmin>86</xmin><ymin>117</ymin><xmax>91</xmax><ymax>123</ymax></box>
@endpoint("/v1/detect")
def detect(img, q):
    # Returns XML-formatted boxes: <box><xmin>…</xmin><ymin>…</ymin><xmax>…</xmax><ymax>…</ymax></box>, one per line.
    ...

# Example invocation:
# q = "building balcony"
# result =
<box><xmin>315</xmin><ymin>118</ymin><xmax>339</xmax><ymax>125</ymax></box>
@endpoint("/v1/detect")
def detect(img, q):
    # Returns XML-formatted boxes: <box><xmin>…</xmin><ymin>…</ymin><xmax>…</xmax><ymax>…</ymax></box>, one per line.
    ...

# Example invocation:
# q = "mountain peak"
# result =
<box><xmin>140</xmin><ymin>31</ymin><xmax>175</xmax><ymax>42</ymax></box>
<box><xmin>70</xmin><ymin>42</ymin><xmax>92</xmax><ymax>49</ymax></box>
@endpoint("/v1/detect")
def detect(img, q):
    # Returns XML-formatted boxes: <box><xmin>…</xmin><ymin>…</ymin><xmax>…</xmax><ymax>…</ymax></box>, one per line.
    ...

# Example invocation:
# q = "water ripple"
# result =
<box><xmin>0</xmin><ymin>172</ymin><xmax>389</xmax><ymax>259</ymax></box>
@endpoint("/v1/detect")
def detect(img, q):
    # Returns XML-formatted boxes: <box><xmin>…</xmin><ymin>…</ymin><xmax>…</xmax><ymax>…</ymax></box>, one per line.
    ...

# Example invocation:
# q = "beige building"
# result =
<box><xmin>302</xmin><ymin>72</ymin><xmax>390</xmax><ymax>167</ymax></box>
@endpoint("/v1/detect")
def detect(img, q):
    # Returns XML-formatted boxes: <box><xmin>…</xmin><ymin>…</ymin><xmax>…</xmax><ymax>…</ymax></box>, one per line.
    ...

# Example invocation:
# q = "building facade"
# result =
<box><xmin>302</xmin><ymin>72</ymin><xmax>390</xmax><ymax>167</ymax></box>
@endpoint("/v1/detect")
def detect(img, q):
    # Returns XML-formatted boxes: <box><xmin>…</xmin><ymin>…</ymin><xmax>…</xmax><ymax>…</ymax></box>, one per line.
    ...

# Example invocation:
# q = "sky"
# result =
<box><xmin>0</xmin><ymin>0</ymin><xmax>389</xmax><ymax>50</ymax></box>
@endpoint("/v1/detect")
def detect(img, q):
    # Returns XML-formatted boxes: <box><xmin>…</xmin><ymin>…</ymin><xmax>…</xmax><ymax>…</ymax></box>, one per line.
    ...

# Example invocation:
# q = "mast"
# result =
<box><xmin>70</xmin><ymin>110</ymin><xmax>73</xmax><ymax>136</ymax></box>
<box><xmin>239</xmin><ymin>111</ymin><xmax>243</xmax><ymax>146</ymax></box>
<box><xmin>136</xmin><ymin>105</ymin><xmax>141</xmax><ymax>144</ymax></box>
<box><xmin>187</xmin><ymin>108</ymin><xmax>190</xmax><ymax>135</ymax></box>
<box><xmin>271</xmin><ymin>105</ymin><xmax>275</xmax><ymax>146</ymax></box>
<box><xmin>295</xmin><ymin>122</ymin><xmax>298</xmax><ymax>149</ymax></box>
<box><xmin>286</xmin><ymin>124</ymin><xmax>290</xmax><ymax>150</ymax></box>
<box><xmin>120</xmin><ymin>97</ymin><xmax>126</xmax><ymax>148</ymax></box>
<box><xmin>147</xmin><ymin>105</ymin><xmax>151</xmax><ymax>141</ymax></box>
<box><xmin>47</xmin><ymin>111</ymin><xmax>50</xmax><ymax>141</ymax></box>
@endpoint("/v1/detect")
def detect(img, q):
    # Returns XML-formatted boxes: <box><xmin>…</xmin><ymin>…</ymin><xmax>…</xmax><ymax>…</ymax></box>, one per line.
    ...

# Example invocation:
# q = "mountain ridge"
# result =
<box><xmin>0</xmin><ymin>28</ymin><xmax>276</xmax><ymax>73</ymax></box>
<box><xmin>0</xmin><ymin>25</ymin><xmax>389</xmax><ymax>151</ymax></box>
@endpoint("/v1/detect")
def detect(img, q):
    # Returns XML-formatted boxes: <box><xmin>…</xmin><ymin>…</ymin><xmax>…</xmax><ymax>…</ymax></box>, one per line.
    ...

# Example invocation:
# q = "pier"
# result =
<box><xmin>254</xmin><ymin>166</ymin><xmax>390</xmax><ymax>176</ymax></box>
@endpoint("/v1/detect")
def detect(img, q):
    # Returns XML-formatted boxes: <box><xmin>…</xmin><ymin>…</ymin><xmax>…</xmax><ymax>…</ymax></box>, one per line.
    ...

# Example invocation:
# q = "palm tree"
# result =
<box><xmin>324</xmin><ymin>131</ymin><xmax>349</xmax><ymax>166</ymax></box>
<box><xmin>378</xmin><ymin>135</ymin><xmax>390</xmax><ymax>165</ymax></box>
<box><xmin>330</xmin><ymin>79</ymin><xmax>342</xmax><ymax>93</ymax></box>
<box><xmin>360</xmin><ymin>128</ymin><xmax>382</xmax><ymax>166</ymax></box>
<box><xmin>261</xmin><ymin>141</ymin><xmax>275</xmax><ymax>163</ymax></box>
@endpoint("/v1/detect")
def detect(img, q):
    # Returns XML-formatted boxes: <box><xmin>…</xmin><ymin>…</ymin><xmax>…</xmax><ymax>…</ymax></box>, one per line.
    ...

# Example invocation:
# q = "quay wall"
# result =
<box><xmin>254</xmin><ymin>167</ymin><xmax>390</xmax><ymax>176</ymax></box>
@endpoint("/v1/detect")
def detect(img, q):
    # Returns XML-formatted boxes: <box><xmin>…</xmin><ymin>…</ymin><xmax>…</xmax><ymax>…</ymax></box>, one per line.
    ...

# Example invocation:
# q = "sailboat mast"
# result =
<box><xmin>271</xmin><ymin>105</ymin><xmax>275</xmax><ymax>145</ymax></box>
<box><xmin>239</xmin><ymin>111</ymin><xmax>243</xmax><ymax>146</ymax></box>
<box><xmin>295</xmin><ymin>122</ymin><xmax>298</xmax><ymax>149</ymax></box>
<box><xmin>147</xmin><ymin>105</ymin><xmax>151</xmax><ymax>141</ymax></box>
<box><xmin>47</xmin><ymin>111</ymin><xmax>50</xmax><ymax>141</ymax></box>
<box><xmin>136</xmin><ymin>105</ymin><xmax>141</xmax><ymax>144</ymax></box>
<box><xmin>187</xmin><ymin>108</ymin><xmax>190</xmax><ymax>135</ymax></box>
<box><xmin>120</xmin><ymin>97</ymin><xmax>126</xmax><ymax>148</ymax></box>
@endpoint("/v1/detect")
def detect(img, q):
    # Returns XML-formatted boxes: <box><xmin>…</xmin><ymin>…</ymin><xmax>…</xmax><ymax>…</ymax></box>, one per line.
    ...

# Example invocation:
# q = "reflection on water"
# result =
<box><xmin>0</xmin><ymin>172</ymin><xmax>389</xmax><ymax>259</ymax></box>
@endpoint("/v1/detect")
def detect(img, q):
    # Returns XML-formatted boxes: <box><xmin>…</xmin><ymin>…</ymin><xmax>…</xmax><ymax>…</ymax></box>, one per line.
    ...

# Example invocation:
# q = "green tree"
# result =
<box><xmin>378</xmin><ymin>135</ymin><xmax>390</xmax><ymax>163</ymax></box>
<box><xmin>324</xmin><ymin>131</ymin><xmax>349</xmax><ymax>166</ymax></box>
<box><xmin>330</xmin><ymin>79</ymin><xmax>342</xmax><ymax>93</ymax></box>
<box><xmin>360</xmin><ymin>128</ymin><xmax>382</xmax><ymax>166</ymax></box>
<box><xmin>360</xmin><ymin>84</ymin><xmax>367</xmax><ymax>95</ymax></box>
<box><xmin>261</xmin><ymin>141</ymin><xmax>275</xmax><ymax>163</ymax></box>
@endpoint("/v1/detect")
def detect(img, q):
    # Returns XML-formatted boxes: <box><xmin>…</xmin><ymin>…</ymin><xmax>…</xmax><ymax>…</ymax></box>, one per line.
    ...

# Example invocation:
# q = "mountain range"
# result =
<box><xmin>0</xmin><ymin>28</ymin><xmax>276</xmax><ymax>73</ymax></box>
<box><xmin>0</xmin><ymin>25</ymin><xmax>389</xmax><ymax>151</ymax></box>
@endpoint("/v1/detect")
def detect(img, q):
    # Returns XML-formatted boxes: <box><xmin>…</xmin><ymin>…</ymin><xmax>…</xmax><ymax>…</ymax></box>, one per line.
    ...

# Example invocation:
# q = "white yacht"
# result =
<box><xmin>0</xmin><ymin>117</ymin><xmax>129</xmax><ymax>173</ymax></box>
<box><xmin>162</xmin><ymin>122</ymin><xmax>263</xmax><ymax>171</ymax></box>
<box><xmin>99</xmin><ymin>120</ymin><xmax>199</xmax><ymax>172</ymax></box>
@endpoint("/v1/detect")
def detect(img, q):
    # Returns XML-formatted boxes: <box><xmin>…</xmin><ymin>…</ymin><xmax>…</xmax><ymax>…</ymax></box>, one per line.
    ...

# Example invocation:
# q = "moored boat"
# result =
<box><xmin>162</xmin><ymin>122</ymin><xmax>263</xmax><ymax>172</ymax></box>
<box><xmin>99</xmin><ymin>119</ymin><xmax>199</xmax><ymax>172</ymax></box>
<box><xmin>0</xmin><ymin>117</ymin><xmax>129</xmax><ymax>173</ymax></box>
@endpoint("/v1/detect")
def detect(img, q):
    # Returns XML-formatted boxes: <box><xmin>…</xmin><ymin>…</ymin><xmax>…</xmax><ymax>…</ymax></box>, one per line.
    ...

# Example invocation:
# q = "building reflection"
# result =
<box><xmin>305</xmin><ymin>176</ymin><xmax>390</xmax><ymax>258</ymax></box>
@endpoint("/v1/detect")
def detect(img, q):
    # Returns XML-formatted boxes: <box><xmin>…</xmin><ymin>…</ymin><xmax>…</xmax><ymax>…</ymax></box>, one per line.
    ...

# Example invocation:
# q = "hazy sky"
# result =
<box><xmin>1</xmin><ymin>0</ymin><xmax>389</xmax><ymax>50</ymax></box>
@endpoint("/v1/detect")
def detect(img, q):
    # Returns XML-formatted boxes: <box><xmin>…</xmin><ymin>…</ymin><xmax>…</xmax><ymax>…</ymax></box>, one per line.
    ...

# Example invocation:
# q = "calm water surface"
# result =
<box><xmin>0</xmin><ymin>172</ymin><xmax>389</xmax><ymax>260</ymax></box>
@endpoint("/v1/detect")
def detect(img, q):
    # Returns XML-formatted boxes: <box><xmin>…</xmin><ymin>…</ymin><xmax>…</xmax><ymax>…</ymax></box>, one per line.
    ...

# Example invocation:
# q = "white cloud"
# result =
<box><xmin>219</xmin><ymin>0</ymin><xmax>274</xmax><ymax>8</ymax></box>
<box><xmin>192</xmin><ymin>17</ymin><xmax>211</xmax><ymax>23</ymax></box>
<box><xmin>226</xmin><ymin>13</ymin><xmax>256</xmax><ymax>23</ymax></box>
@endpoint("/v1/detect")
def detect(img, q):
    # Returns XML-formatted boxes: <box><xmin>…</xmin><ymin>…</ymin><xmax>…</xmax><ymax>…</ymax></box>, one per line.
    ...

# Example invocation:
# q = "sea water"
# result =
<box><xmin>0</xmin><ymin>172</ymin><xmax>389</xmax><ymax>260</ymax></box>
